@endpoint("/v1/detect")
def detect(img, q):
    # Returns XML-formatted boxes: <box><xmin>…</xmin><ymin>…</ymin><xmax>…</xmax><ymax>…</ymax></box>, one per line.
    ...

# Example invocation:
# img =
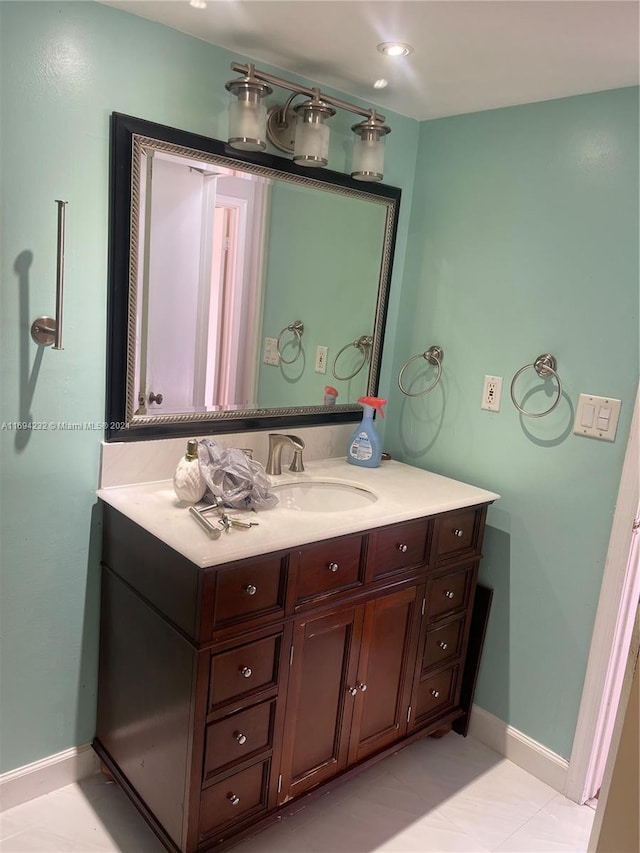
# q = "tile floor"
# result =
<box><xmin>0</xmin><ymin>735</ymin><xmax>595</xmax><ymax>852</ymax></box>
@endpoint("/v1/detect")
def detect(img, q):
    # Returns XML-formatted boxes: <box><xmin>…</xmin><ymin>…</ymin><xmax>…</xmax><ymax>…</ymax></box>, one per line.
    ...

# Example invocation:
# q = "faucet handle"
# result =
<box><xmin>287</xmin><ymin>435</ymin><xmax>305</xmax><ymax>472</ymax></box>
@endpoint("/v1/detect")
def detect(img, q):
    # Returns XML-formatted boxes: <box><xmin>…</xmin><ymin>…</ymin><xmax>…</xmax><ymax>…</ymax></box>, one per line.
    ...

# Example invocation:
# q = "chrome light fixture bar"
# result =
<box><xmin>225</xmin><ymin>62</ymin><xmax>391</xmax><ymax>181</ymax></box>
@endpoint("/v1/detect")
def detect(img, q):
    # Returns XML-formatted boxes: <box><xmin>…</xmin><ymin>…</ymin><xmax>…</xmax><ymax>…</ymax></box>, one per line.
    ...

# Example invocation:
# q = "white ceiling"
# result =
<box><xmin>102</xmin><ymin>1</ymin><xmax>639</xmax><ymax>120</ymax></box>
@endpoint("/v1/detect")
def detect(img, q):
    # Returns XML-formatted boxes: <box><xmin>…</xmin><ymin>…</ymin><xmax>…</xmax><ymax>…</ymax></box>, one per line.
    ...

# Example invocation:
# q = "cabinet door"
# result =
<box><xmin>348</xmin><ymin>584</ymin><xmax>423</xmax><ymax>764</ymax></box>
<box><xmin>277</xmin><ymin>603</ymin><xmax>364</xmax><ymax>804</ymax></box>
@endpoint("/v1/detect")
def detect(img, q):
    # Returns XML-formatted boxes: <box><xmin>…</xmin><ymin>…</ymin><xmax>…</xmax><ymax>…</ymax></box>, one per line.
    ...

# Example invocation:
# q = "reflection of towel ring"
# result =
<box><xmin>510</xmin><ymin>354</ymin><xmax>562</xmax><ymax>418</ymax></box>
<box><xmin>276</xmin><ymin>320</ymin><xmax>304</xmax><ymax>364</ymax></box>
<box><xmin>332</xmin><ymin>335</ymin><xmax>373</xmax><ymax>381</ymax></box>
<box><xmin>398</xmin><ymin>346</ymin><xmax>444</xmax><ymax>397</ymax></box>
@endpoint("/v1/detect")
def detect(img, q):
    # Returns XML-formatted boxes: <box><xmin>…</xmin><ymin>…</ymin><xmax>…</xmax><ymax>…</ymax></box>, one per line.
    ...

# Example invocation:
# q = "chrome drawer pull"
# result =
<box><xmin>454</xmin><ymin>528</ymin><xmax>464</xmax><ymax>538</ymax></box>
<box><xmin>240</xmin><ymin>666</ymin><xmax>252</xmax><ymax>678</ymax></box>
<box><xmin>348</xmin><ymin>686</ymin><xmax>357</xmax><ymax>696</ymax></box>
<box><xmin>439</xmin><ymin>641</ymin><xmax>448</xmax><ymax>650</ymax></box>
<box><xmin>431</xmin><ymin>689</ymin><xmax>440</xmax><ymax>698</ymax></box>
<box><xmin>397</xmin><ymin>543</ymin><xmax>408</xmax><ymax>553</ymax></box>
<box><xmin>357</xmin><ymin>683</ymin><xmax>367</xmax><ymax>692</ymax></box>
<box><xmin>243</xmin><ymin>583</ymin><xmax>257</xmax><ymax>595</ymax></box>
<box><xmin>328</xmin><ymin>562</ymin><xmax>339</xmax><ymax>573</ymax></box>
<box><xmin>234</xmin><ymin>731</ymin><xmax>247</xmax><ymax>745</ymax></box>
<box><xmin>227</xmin><ymin>793</ymin><xmax>240</xmax><ymax>806</ymax></box>
<box><xmin>444</xmin><ymin>590</ymin><xmax>455</xmax><ymax>599</ymax></box>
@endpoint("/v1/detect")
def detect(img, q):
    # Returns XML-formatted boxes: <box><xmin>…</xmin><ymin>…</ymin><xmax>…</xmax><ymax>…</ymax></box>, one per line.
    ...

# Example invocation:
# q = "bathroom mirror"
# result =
<box><xmin>106</xmin><ymin>113</ymin><xmax>400</xmax><ymax>441</ymax></box>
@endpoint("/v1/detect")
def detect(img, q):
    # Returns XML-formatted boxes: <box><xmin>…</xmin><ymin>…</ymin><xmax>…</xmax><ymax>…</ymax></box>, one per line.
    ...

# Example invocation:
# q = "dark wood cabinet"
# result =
<box><xmin>95</xmin><ymin>500</ymin><xmax>490</xmax><ymax>852</ymax></box>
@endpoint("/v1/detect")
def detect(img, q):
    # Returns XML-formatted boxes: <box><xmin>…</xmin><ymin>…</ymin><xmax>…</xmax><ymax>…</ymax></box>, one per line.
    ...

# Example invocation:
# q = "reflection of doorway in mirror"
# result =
<box><xmin>139</xmin><ymin>155</ymin><xmax>268</xmax><ymax>414</ymax></box>
<box><xmin>202</xmin><ymin>174</ymin><xmax>268</xmax><ymax>409</ymax></box>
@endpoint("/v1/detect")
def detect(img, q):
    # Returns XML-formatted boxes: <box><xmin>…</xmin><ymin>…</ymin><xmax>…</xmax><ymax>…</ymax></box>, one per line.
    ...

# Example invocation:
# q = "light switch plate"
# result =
<box><xmin>573</xmin><ymin>393</ymin><xmax>621</xmax><ymax>442</ymax></box>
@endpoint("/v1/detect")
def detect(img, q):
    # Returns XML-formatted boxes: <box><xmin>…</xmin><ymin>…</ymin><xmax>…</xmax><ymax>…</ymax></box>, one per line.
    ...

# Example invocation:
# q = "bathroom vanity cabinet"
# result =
<box><xmin>94</xmin><ymin>495</ymin><xmax>491</xmax><ymax>853</ymax></box>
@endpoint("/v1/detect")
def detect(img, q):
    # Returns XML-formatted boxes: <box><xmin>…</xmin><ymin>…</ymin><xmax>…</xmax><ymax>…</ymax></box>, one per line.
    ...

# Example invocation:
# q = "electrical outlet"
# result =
<box><xmin>263</xmin><ymin>337</ymin><xmax>280</xmax><ymax>366</ymax></box>
<box><xmin>315</xmin><ymin>345</ymin><xmax>328</xmax><ymax>374</ymax></box>
<box><xmin>481</xmin><ymin>375</ymin><xmax>503</xmax><ymax>412</ymax></box>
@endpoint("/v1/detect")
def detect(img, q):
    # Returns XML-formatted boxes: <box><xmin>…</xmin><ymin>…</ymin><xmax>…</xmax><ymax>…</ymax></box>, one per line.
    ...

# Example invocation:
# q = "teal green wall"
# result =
<box><xmin>0</xmin><ymin>2</ymin><xmax>418</xmax><ymax>772</ymax></box>
<box><xmin>383</xmin><ymin>88</ymin><xmax>639</xmax><ymax>758</ymax></box>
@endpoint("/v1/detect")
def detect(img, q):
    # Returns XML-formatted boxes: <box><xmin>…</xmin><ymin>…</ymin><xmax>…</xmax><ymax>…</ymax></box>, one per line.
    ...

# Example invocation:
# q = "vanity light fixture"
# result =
<box><xmin>189</xmin><ymin>0</ymin><xmax>207</xmax><ymax>8</ymax></box>
<box><xmin>293</xmin><ymin>92</ymin><xmax>335</xmax><ymax>167</ymax></box>
<box><xmin>225</xmin><ymin>64</ymin><xmax>273</xmax><ymax>151</ymax></box>
<box><xmin>225</xmin><ymin>61</ymin><xmax>392</xmax><ymax>181</ymax></box>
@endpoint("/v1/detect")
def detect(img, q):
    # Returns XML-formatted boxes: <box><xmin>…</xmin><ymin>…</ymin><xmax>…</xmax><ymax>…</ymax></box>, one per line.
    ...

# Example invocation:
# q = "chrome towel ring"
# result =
<box><xmin>398</xmin><ymin>346</ymin><xmax>444</xmax><ymax>397</ymax></box>
<box><xmin>510</xmin><ymin>354</ymin><xmax>562</xmax><ymax>418</ymax></box>
<box><xmin>332</xmin><ymin>335</ymin><xmax>373</xmax><ymax>381</ymax></box>
<box><xmin>276</xmin><ymin>320</ymin><xmax>304</xmax><ymax>364</ymax></box>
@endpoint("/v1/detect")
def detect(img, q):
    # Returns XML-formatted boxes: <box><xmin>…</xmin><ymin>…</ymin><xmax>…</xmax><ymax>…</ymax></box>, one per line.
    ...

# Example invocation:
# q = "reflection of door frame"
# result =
<box><xmin>200</xmin><ymin>177</ymin><xmax>269</xmax><ymax>409</ymax></box>
<box><xmin>566</xmin><ymin>383</ymin><xmax>640</xmax><ymax>803</ymax></box>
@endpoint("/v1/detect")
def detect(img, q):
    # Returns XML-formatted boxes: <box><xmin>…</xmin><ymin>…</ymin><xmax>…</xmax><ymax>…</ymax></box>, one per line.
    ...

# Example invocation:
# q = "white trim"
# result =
<box><xmin>566</xmin><ymin>383</ymin><xmax>640</xmax><ymax>804</ymax></box>
<box><xmin>0</xmin><ymin>744</ymin><xmax>99</xmax><ymax>812</ymax></box>
<box><xmin>468</xmin><ymin>704</ymin><xmax>569</xmax><ymax>794</ymax></box>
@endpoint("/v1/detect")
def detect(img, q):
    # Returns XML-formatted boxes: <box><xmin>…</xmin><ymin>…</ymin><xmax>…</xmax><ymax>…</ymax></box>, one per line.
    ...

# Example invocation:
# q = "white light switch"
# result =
<box><xmin>574</xmin><ymin>393</ymin><xmax>621</xmax><ymax>442</ymax></box>
<box><xmin>580</xmin><ymin>404</ymin><xmax>595</xmax><ymax>428</ymax></box>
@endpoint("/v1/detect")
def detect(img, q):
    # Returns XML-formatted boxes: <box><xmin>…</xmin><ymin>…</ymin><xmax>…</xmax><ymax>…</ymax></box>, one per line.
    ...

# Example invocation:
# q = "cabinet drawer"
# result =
<box><xmin>415</xmin><ymin>666</ymin><xmax>458</xmax><ymax>722</ymax></box>
<box><xmin>431</xmin><ymin>508</ymin><xmax>483</xmax><ymax>563</ymax></box>
<box><xmin>426</xmin><ymin>565</ymin><xmax>474</xmax><ymax>622</ymax></box>
<box><xmin>203</xmin><ymin>700</ymin><xmax>276</xmax><ymax>781</ymax></box>
<box><xmin>199</xmin><ymin>760</ymin><xmax>269</xmax><ymax>840</ymax></box>
<box><xmin>294</xmin><ymin>535</ymin><xmax>365</xmax><ymax>605</ymax></box>
<box><xmin>369</xmin><ymin>519</ymin><xmax>429</xmax><ymax>580</ymax></box>
<box><xmin>208</xmin><ymin>634</ymin><xmax>281</xmax><ymax>712</ymax></box>
<box><xmin>422</xmin><ymin>617</ymin><xmax>465</xmax><ymax>671</ymax></box>
<box><xmin>208</xmin><ymin>554</ymin><xmax>286</xmax><ymax>632</ymax></box>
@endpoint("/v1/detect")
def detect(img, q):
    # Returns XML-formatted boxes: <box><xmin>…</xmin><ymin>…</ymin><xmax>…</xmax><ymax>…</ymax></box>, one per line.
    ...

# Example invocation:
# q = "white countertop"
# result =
<box><xmin>97</xmin><ymin>458</ymin><xmax>500</xmax><ymax>569</ymax></box>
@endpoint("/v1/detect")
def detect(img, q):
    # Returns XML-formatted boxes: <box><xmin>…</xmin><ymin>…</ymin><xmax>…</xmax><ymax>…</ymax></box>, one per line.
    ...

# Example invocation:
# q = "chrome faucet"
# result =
<box><xmin>266</xmin><ymin>434</ymin><xmax>305</xmax><ymax>475</ymax></box>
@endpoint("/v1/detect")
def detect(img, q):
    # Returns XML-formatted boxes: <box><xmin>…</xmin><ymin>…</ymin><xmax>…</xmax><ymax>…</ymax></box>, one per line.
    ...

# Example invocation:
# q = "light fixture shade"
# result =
<box><xmin>225</xmin><ymin>75</ymin><xmax>272</xmax><ymax>151</ymax></box>
<box><xmin>293</xmin><ymin>99</ymin><xmax>335</xmax><ymax>167</ymax></box>
<box><xmin>351</xmin><ymin>117</ymin><xmax>391</xmax><ymax>182</ymax></box>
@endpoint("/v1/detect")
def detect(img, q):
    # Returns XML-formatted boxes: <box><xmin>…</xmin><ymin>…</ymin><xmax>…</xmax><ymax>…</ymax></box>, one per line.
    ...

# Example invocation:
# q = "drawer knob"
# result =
<box><xmin>357</xmin><ymin>683</ymin><xmax>368</xmax><ymax>692</ymax></box>
<box><xmin>328</xmin><ymin>562</ymin><xmax>339</xmax><ymax>573</ymax></box>
<box><xmin>397</xmin><ymin>543</ymin><xmax>408</xmax><ymax>553</ymax></box>
<box><xmin>234</xmin><ymin>731</ymin><xmax>247</xmax><ymax>745</ymax></box>
<box><xmin>348</xmin><ymin>686</ymin><xmax>358</xmax><ymax>696</ymax></box>
<box><xmin>439</xmin><ymin>641</ymin><xmax>448</xmax><ymax>650</ymax></box>
<box><xmin>444</xmin><ymin>590</ymin><xmax>455</xmax><ymax>599</ymax></box>
<box><xmin>240</xmin><ymin>666</ymin><xmax>252</xmax><ymax>678</ymax></box>
<box><xmin>431</xmin><ymin>689</ymin><xmax>440</xmax><ymax>698</ymax></box>
<box><xmin>454</xmin><ymin>528</ymin><xmax>464</xmax><ymax>538</ymax></box>
<box><xmin>227</xmin><ymin>793</ymin><xmax>240</xmax><ymax>806</ymax></box>
<box><xmin>243</xmin><ymin>583</ymin><xmax>257</xmax><ymax>595</ymax></box>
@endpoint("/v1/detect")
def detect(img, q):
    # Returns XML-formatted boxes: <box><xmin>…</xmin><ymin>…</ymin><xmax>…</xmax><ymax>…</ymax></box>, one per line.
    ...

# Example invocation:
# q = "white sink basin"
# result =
<box><xmin>271</xmin><ymin>479</ymin><xmax>378</xmax><ymax>513</ymax></box>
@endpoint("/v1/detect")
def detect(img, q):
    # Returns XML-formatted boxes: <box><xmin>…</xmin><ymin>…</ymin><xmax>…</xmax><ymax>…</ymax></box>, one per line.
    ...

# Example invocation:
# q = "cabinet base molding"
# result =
<box><xmin>96</xmin><ymin>710</ymin><xmax>464</xmax><ymax>853</ymax></box>
<box><xmin>467</xmin><ymin>704</ymin><xmax>569</xmax><ymax>794</ymax></box>
<box><xmin>0</xmin><ymin>744</ymin><xmax>99</xmax><ymax>812</ymax></box>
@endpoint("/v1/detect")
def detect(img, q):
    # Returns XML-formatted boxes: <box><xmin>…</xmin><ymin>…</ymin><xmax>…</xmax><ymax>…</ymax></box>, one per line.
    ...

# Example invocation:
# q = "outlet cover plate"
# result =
<box><xmin>481</xmin><ymin>375</ymin><xmax>503</xmax><ymax>412</ymax></box>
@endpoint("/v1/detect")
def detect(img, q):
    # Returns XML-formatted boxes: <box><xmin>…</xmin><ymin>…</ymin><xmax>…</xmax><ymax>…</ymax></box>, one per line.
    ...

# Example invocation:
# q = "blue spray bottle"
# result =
<box><xmin>347</xmin><ymin>396</ymin><xmax>387</xmax><ymax>468</ymax></box>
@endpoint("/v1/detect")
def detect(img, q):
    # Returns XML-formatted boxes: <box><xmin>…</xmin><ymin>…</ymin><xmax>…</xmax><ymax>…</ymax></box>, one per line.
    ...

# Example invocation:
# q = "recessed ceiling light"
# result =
<box><xmin>190</xmin><ymin>0</ymin><xmax>207</xmax><ymax>9</ymax></box>
<box><xmin>373</xmin><ymin>79</ymin><xmax>388</xmax><ymax>90</ymax></box>
<box><xmin>377</xmin><ymin>42</ymin><xmax>413</xmax><ymax>58</ymax></box>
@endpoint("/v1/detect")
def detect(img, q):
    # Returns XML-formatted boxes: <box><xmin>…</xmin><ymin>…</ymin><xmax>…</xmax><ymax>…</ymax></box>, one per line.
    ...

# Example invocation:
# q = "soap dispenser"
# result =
<box><xmin>347</xmin><ymin>396</ymin><xmax>386</xmax><ymax>468</ymax></box>
<box><xmin>173</xmin><ymin>439</ymin><xmax>207</xmax><ymax>503</ymax></box>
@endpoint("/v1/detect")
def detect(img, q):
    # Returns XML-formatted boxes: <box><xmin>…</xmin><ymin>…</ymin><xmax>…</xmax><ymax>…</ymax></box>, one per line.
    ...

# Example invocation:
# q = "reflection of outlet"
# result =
<box><xmin>263</xmin><ymin>337</ymin><xmax>280</xmax><ymax>366</ymax></box>
<box><xmin>481</xmin><ymin>375</ymin><xmax>503</xmax><ymax>412</ymax></box>
<box><xmin>315</xmin><ymin>345</ymin><xmax>328</xmax><ymax>374</ymax></box>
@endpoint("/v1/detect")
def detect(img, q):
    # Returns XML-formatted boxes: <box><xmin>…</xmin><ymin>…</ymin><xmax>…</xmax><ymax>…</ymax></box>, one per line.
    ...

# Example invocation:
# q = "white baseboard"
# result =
<box><xmin>0</xmin><ymin>713</ymin><xmax>569</xmax><ymax>813</ymax></box>
<box><xmin>468</xmin><ymin>704</ymin><xmax>569</xmax><ymax>795</ymax></box>
<box><xmin>0</xmin><ymin>744</ymin><xmax>99</xmax><ymax>812</ymax></box>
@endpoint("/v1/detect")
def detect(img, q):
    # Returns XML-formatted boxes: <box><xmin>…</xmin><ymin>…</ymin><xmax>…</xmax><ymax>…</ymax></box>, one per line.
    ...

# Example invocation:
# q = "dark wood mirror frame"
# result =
<box><xmin>106</xmin><ymin>113</ymin><xmax>401</xmax><ymax>442</ymax></box>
